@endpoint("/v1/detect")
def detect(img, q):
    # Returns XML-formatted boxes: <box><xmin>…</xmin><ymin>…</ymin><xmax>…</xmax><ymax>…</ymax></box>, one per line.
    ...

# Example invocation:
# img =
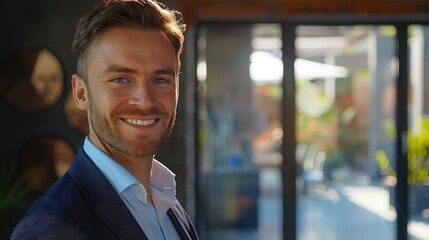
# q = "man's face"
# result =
<box><xmin>74</xmin><ymin>27</ymin><xmax>178</xmax><ymax>160</ymax></box>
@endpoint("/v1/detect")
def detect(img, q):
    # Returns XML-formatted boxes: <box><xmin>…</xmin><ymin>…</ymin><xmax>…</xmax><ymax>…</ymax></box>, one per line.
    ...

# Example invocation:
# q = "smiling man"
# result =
<box><xmin>10</xmin><ymin>1</ymin><xmax>198</xmax><ymax>239</ymax></box>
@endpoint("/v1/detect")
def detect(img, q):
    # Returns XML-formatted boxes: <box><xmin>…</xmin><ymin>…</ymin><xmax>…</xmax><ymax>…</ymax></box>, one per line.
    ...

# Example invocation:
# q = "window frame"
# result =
<box><xmin>194</xmin><ymin>14</ymin><xmax>429</xmax><ymax>240</ymax></box>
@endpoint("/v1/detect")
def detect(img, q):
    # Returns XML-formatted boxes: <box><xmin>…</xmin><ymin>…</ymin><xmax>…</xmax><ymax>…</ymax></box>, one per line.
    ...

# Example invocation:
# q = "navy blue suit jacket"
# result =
<box><xmin>10</xmin><ymin>148</ymin><xmax>198</xmax><ymax>240</ymax></box>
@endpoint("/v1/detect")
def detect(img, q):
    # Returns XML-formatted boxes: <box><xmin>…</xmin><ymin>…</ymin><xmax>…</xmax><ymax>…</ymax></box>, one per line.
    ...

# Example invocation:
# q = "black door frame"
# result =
<box><xmin>194</xmin><ymin>14</ymin><xmax>429</xmax><ymax>240</ymax></box>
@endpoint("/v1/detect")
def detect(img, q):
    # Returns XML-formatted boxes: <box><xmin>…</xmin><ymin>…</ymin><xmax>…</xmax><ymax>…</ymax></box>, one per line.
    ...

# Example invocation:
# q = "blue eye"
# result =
<box><xmin>112</xmin><ymin>77</ymin><xmax>128</xmax><ymax>83</ymax></box>
<box><xmin>153</xmin><ymin>78</ymin><xmax>169</xmax><ymax>84</ymax></box>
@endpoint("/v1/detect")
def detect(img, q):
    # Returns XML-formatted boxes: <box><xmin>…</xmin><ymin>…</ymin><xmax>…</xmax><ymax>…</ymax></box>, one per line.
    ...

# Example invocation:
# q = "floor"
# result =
<box><xmin>207</xmin><ymin>168</ymin><xmax>429</xmax><ymax>240</ymax></box>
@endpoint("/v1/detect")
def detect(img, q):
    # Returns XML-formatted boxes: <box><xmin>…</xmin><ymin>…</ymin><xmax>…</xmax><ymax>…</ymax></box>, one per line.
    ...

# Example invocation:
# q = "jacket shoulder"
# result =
<box><xmin>10</xmin><ymin>172</ymin><xmax>95</xmax><ymax>239</ymax></box>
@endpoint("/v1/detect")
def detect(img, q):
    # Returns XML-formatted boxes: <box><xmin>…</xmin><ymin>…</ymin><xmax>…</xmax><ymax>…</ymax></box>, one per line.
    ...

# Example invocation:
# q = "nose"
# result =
<box><xmin>127</xmin><ymin>84</ymin><xmax>155</xmax><ymax>109</ymax></box>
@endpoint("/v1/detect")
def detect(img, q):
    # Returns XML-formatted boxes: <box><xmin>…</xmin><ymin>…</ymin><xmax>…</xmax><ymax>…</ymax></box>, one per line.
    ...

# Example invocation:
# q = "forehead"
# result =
<box><xmin>86</xmin><ymin>26</ymin><xmax>177</xmax><ymax>73</ymax></box>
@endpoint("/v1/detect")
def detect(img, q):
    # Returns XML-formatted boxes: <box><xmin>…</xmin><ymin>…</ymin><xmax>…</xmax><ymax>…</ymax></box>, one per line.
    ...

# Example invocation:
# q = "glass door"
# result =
<box><xmin>295</xmin><ymin>25</ymin><xmax>398</xmax><ymax>240</ymax></box>
<box><xmin>407</xmin><ymin>24</ymin><xmax>429</xmax><ymax>239</ymax></box>
<box><xmin>197</xmin><ymin>23</ymin><xmax>284</xmax><ymax>240</ymax></box>
<box><xmin>196</xmin><ymin>21</ymin><xmax>429</xmax><ymax>240</ymax></box>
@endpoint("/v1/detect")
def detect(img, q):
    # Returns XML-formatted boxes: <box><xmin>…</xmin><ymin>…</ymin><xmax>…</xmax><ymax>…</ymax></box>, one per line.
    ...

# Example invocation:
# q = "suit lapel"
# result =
<box><xmin>93</xmin><ymin>193</ymin><xmax>148</xmax><ymax>240</ymax></box>
<box><xmin>69</xmin><ymin>149</ymin><xmax>148</xmax><ymax>240</ymax></box>
<box><xmin>168</xmin><ymin>204</ymin><xmax>198</xmax><ymax>240</ymax></box>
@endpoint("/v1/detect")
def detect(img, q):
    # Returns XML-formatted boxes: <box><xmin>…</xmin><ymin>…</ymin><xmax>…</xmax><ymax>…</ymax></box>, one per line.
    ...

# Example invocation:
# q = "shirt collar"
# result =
<box><xmin>151</xmin><ymin>160</ymin><xmax>177</xmax><ymax>218</ymax></box>
<box><xmin>83</xmin><ymin>137</ymin><xmax>138</xmax><ymax>193</ymax></box>
<box><xmin>83</xmin><ymin>137</ymin><xmax>177</xmax><ymax>217</ymax></box>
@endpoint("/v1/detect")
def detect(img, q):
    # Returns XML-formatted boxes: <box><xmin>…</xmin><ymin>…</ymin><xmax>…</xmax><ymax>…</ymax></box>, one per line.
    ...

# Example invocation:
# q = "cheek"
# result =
<box><xmin>89</xmin><ymin>88</ymin><xmax>125</xmax><ymax>114</ymax></box>
<box><xmin>159</xmin><ymin>90</ymin><xmax>178</xmax><ymax>109</ymax></box>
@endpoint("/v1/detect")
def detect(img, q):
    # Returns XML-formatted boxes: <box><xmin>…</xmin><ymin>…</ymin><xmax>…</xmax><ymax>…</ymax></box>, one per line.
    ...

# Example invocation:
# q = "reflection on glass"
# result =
<box><xmin>19</xmin><ymin>136</ymin><xmax>75</xmax><ymax>194</ymax></box>
<box><xmin>296</xmin><ymin>26</ymin><xmax>397</xmax><ymax>239</ymax></box>
<box><xmin>0</xmin><ymin>49</ymin><xmax>64</xmax><ymax>112</ymax></box>
<box><xmin>198</xmin><ymin>23</ymin><xmax>283</xmax><ymax>240</ymax></box>
<box><xmin>407</xmin><ymin>25</ymin><xmax>429</xmax><ymax>239</ymax></box>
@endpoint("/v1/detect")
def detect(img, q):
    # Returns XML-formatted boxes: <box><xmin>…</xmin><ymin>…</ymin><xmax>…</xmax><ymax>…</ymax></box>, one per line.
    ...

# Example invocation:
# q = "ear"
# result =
<box><xmin>71</xmin><ymin>74</ymin><xmax>89</xmax><ymax>111</ymax></box>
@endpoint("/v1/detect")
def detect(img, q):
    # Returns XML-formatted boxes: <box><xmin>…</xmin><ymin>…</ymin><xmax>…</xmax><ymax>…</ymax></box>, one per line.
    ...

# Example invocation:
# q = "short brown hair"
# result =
<box><xmin>71</xmin><ymin>0</ymin><xmax>186</xmax><ymax>80</ymax></box>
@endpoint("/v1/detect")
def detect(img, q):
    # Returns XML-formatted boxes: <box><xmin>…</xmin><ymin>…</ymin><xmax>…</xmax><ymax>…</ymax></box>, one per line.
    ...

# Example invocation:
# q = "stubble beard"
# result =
<box><xmin>89</xmin><ymin>101</ymin><xmax>176</xmax><ymax>159</ymax></box>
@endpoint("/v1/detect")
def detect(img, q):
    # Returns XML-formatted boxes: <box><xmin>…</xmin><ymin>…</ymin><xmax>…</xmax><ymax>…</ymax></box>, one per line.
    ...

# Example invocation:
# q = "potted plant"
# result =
<box><xmin>376</xmin><ymin>115</ymin><xmax>429</xmax><ymax>216</ymax></box>
<box><xmin>0</xmin><ymin>159</ymin><xmax>31</xmax><ymax>239</ymax></box>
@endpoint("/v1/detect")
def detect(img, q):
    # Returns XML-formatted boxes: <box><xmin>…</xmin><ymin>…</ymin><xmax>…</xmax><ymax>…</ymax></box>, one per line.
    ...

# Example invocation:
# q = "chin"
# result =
<box><xmin>128</xmin><ymin>139</ymin><xmax>162</xmax><ymax>155</ymax></box>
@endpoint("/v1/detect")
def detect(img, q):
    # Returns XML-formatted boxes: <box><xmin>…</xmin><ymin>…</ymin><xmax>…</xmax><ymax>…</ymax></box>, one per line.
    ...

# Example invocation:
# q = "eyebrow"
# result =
<box><xmin>102</xmin><ymin>65</ymin><xmax>138</xmax><ymax>77</ymax></box>
<box><xmin>101</xmin><ymin>65</ymin><xmax>176</xmax><ymax>77</ymax></box>
<box><xmin>154</xmin><ymin>68</ymin><xmax>176</xmax><ymax>77</ymax></box>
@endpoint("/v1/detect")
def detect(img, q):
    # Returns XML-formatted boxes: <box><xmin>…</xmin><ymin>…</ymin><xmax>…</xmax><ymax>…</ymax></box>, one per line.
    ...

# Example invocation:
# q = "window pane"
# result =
<box><xmin>197</xmin><ymin>23</ymin><xmax>283</xmax><ymax>240</ymax></box>
<box><xmin>295</xmin><ymin>25</ymin><xmax>397</xmax><ymax>239</ymax></box>
<box><xmin>407</xmin><ymin>24</ymin><xmax>429</xmax><ymax>239</ymax></box>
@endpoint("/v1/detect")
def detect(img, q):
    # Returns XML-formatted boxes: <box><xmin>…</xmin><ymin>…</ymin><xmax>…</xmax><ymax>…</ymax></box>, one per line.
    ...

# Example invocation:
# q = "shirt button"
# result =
<box><xmin>136</xmin><ymin>189</ymin><xmax>145</xmax><ymax>196</ymax></box>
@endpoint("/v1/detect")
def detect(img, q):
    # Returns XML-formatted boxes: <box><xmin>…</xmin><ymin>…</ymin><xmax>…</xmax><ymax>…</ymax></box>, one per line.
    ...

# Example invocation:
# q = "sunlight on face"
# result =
<box><xmin>84</xmin><ymin>27</ymin><xmax>178</xmax><ymax>160</ymax></box>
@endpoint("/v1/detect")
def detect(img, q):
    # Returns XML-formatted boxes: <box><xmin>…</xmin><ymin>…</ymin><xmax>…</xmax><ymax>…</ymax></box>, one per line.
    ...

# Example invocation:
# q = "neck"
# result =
<box><xmin>88</xmin><ymin>134</ymin><xmax>155</xmax><ymax>204</ymax></box>
<box><xmin>116</xmin><ymin>155</ymin><xmax>154</xmax><ymax>204</ymax></box>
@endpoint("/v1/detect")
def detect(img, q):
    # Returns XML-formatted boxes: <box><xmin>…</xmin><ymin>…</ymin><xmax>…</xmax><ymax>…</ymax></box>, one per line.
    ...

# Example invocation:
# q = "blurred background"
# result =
<box><xmin>1</xmin><ymin>0</ymin><xmax>429</xmax><ymax>239</ymax></box>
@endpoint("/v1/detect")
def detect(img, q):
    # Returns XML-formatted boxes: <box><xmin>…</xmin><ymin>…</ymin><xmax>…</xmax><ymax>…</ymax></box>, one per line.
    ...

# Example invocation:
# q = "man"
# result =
<box><xmin>10</xmin><ymin>0</ymin><xmax>198</xmax><ymax>239</ymax></box>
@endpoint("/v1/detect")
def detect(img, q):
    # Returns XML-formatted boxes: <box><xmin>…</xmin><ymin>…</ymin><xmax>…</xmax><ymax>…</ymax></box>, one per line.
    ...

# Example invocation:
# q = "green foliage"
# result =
<box><xmin>377</xmin><ymin>115</ymin><xmax>429</xmax><ymax>185</ymax></box>
<box><xmin>407</xmin><ymin>115</ymin><xmax>429</xmax><ymax>184</ymax></box>
<box><xmin>0</xmin><ymin>159</ymin><xmax>30</xmax><ymax>218</ymax></box>
<box><xmin>375</xmin><ymin>150</ymin><xmax>396</xmax><ymax>177</ymax></box>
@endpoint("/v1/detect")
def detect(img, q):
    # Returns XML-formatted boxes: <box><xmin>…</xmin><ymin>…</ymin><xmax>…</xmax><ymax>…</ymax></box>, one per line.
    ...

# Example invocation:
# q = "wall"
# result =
<box><xmin>0</xmin><ymin>0</ymin><xmax>194</xmax><ymax>237</ymax></box>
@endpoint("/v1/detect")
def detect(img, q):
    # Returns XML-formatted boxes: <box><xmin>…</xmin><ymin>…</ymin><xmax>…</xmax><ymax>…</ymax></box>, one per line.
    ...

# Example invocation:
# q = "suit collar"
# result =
<box><xmin>69</xmin><ymin>148</ymin><xmax>196</xmax><ymax>240</ymax></box>
<box><xmin>69</xmin><ymin>148</ymin><xmax>148</xmax><ymax>240</ymax></box>
<box><xmin>168</xmin><ymin>205</ymin><xmax>199</xmax><ymax>240</ymax></box>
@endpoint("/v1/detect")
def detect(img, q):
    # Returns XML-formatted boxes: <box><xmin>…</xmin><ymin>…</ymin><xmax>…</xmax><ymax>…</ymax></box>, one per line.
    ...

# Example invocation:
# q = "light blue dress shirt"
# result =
<box><xmin>83</xmin><ymin>137</ymin><xmax>180</xmax><ymax>240</ymax></box>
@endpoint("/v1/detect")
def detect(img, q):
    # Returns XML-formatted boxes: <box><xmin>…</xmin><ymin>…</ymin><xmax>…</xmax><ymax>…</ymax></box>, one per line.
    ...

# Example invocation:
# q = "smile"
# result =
<box><xmin>125</xmin><ymin>118</ymin><xmax>156</xmax><ymax>126</ymax></box>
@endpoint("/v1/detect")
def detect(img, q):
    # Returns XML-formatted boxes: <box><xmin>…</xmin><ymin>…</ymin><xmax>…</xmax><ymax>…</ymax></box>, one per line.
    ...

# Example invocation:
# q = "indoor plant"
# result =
<box><xmin>376</xmin><ymin>115</ymin><xmax>429</xmax><ymax>215</ymax></box>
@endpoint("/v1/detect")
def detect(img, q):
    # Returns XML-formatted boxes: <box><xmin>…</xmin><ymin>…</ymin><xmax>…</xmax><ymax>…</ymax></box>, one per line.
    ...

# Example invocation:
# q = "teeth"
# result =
<box><xmin>125</xmin><ymin>119</ymin><xmax>155</xmax><ymax>126</ymax></box>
